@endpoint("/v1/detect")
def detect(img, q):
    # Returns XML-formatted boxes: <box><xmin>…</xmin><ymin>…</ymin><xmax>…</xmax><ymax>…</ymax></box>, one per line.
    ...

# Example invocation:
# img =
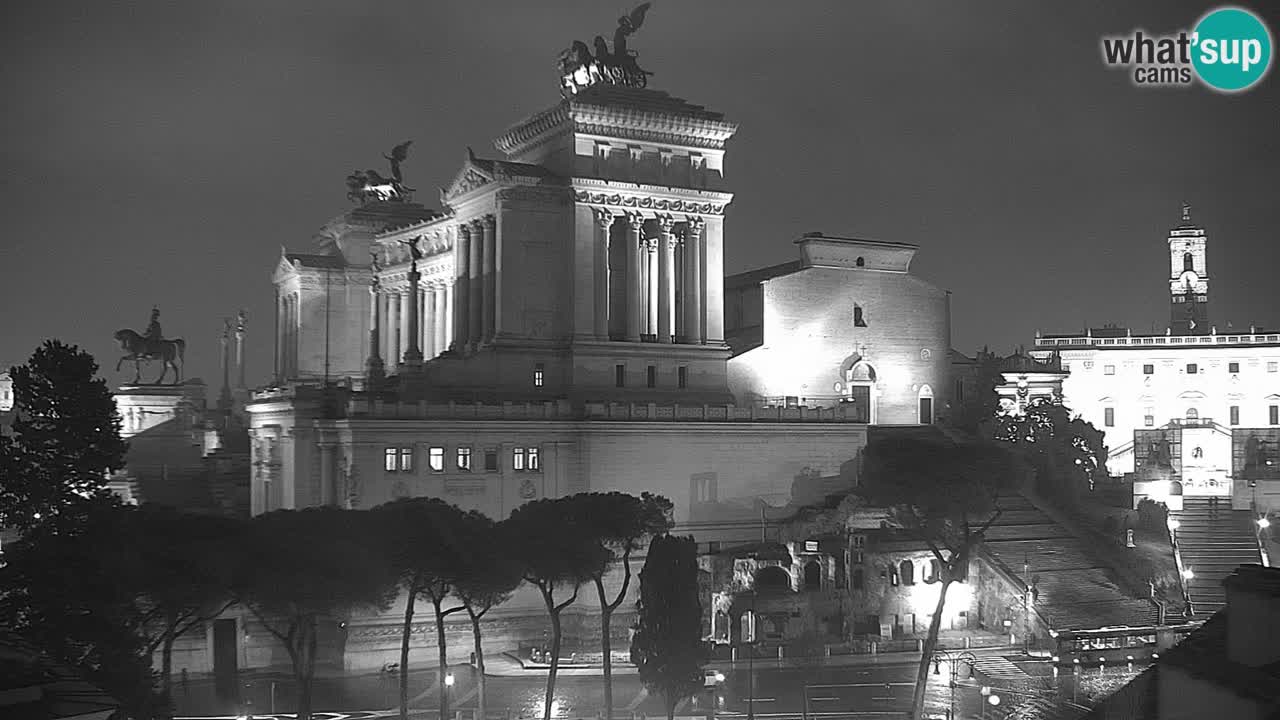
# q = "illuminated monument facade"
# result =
<box><xmin>233</xmin><ymin>7</ymin><xmax>957</xmax><ymax>674</ymax></box>
<box><xmin>1030</xmin><ymin>205</ymin><xmax>1280</xmax><ymax>512</ymax></box>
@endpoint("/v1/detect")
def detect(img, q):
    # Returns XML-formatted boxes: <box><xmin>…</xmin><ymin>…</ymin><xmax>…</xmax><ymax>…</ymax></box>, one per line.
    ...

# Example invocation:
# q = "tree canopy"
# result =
<box><xmin>630</xmin><ymin>534</ymin><xmax>705</xmax><ymax>720</ymax></box>
<box><xmin>993</xmin><ymin>397</ymin><xmax>1108</xmax><ymax>506</ymax></box>
<box><xmin>0</xmin><ymin>341</ymin><xmax>127</xmax><ymax>530</ymax></box>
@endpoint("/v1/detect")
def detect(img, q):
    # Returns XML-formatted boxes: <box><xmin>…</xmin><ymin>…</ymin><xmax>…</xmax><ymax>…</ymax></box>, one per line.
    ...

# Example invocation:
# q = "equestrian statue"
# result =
<box><xmin>114</xmin><ymin>306</ymin><xmax>186</xmax><ymax>384</ymax></box>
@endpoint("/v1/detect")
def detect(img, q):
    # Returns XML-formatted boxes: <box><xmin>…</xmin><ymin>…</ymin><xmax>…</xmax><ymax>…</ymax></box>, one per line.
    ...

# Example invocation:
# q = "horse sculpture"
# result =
<box><xmin>114</xmin><ymin>329</ymin><xmax>186</xmax><ymax>385</ymax></box>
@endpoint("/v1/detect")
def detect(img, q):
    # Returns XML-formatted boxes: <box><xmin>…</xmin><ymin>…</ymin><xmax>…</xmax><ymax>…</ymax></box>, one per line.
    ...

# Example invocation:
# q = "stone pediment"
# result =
<box><xmin>442</xmin><ymin>149</ymin><xmax>497</xmax><ymax>203</ymax></box>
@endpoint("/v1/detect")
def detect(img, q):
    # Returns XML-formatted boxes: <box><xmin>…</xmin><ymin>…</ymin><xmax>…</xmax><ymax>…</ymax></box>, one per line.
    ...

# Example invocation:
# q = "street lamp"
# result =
<box><xmin>1182</xmin><ymin>567</ymin><xmax>1195</xmax><ymax>581</ymax></box>
<box><xmin>1258</xmin><ymin>517</ymin><xmax>1271</xmax><ymax>530</ymax></box>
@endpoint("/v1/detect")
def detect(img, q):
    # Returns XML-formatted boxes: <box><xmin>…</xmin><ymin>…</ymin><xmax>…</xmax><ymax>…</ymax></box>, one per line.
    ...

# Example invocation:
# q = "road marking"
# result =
<box><xmin>746</xmin><ymin>697</ymin><xmax>777</xmax><ymax>702</ymax></box>
<box><xmin>809</xmin><ymin>696</ymin><xmax>838</xmax><ymax>701</ymax></box>
<box><xmin>807</xmin><ymin>682</ymin><xmax>913</xmax><ymax>689</ymax></box>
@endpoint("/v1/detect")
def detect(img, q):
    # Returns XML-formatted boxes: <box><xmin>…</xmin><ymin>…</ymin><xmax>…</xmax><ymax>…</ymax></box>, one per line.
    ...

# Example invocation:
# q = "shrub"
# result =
<box><xmin>1136</xmin><ymin>499</ymin><xmax>1169</xmax><ymax>532</ymax></box>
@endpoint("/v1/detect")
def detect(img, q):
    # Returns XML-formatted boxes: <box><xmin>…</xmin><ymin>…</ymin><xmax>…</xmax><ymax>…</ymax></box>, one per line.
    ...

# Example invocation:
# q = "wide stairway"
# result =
<box><xmin>1173</xmin><ymin>497</ymin><xmax>1263</xmax><ymax>618</ymax></box>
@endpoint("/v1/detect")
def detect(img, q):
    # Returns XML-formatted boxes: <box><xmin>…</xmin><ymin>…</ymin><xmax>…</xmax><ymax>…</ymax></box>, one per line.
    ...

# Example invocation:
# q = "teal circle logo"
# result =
<box><xmin>1192</xmin><ymin>7</ymin><xmax>1273</xmax><ymax>92</ymax></box>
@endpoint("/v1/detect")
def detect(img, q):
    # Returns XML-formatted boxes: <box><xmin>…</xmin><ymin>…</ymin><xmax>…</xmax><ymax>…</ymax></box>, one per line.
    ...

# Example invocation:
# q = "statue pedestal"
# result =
<box><xmin>114</xmin><ymin>381</ymin><xmax>206</xmax><ymax>439</ymax></box>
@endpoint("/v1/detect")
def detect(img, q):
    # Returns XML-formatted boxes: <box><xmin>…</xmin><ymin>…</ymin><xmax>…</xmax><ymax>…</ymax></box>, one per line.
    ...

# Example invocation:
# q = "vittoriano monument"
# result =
<box><xmin>346</xmin><ymin>140</ymin><xmax>415</xmax><ymax>204</ymax></box>
<box><xmin>114</xmin><ymin>306</ymin><xmax>186</xmax><ymax>385</ymax></box>
<box><xmin>558</xmin><ymin>2</ymin><xmax>653</xmax><ymax>97</ymax></box>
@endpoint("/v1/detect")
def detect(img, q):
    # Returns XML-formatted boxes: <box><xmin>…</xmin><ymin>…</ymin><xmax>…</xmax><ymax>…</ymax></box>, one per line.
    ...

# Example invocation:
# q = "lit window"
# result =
<box><xmin>1186</xmin><ymin>363</ymin><xmax>1198</xmax><ymax>374</ymax></box>
<box><xmin>513</xmin><ymin>447</ymin><xmax>526</xmax><ymax>471</ymax></box>
<box><xmin>1104</xmin><ymin>365</ymin><xmax>1115</xmax><ymax>375</ymax></box>
<box><xmin>1228</xmin><ymin>362</ymin><xmax>1240</xmax><ymax>373</ymax></box>
<box><xmin>534</xmin><ymin>363</ymin><xmax>544</xmax><ymax>387</ymax></box>
<box><xmin>805</xmin><ymin>540</ymin><xmax>818</xmax><ymax>552</ymax></box>
<box><xmin>1230</xmin><ymin>406</ymin><xmax>1240</xmax><ymax>426</ymax></box>
<box><xmin>385</xmin><ymin>448</ymin><xmax>398</xmax><ymax>472</ymax></box>
<box><xmin>615</xmin><ymin>364</ymin><xmax>625</xmax><ymax>388</ymax></box>
<box><xmin>527</xmin><ymin>446</ymin><xmax>540</xmax><ymax>471</ymax></box>
<box><xmin>678</xmin><ymin>366</ymin><xmax>688</xmax><ymax>389</ymax></box>
<box><xmin>484</xmin><ymin>450</ymin><xmax>498</xmax><ymax>472</ymax></box>
<box><xmin>1144</xmin><ymin>415</ymin><xmax>1154</xmax><ymax>427</ymax></box>
<box><xmin>429</xmin><ymin>447</ymin><xmax>445</xmax><ymax>472</ymax></box>
<box><xmin>457</xmin><ymin>447</ymin><xmax>472</xmax><ymax>472</ymax></box>
<box><xmin>647</xmin><ymin>365</ymin><xmax>656</xmax><ymax>388</ymax></box>
<box><xmin>398</xmin><ymin>447</ymin><xmax>413</xmax><ymax>472</ymax></box>
<box><xmin>1143</xmin><ymin>364</ymin><xmax>1154</xmax><ymax>375</ymax></box>
<box><xmin>1104</xmin><ymin>408</ymin><xmax>1114</xmax><ymax>427</ymax></box>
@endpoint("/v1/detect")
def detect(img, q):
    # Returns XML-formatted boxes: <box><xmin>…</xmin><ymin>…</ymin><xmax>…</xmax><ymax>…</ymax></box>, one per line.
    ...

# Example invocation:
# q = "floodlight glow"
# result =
<box><xmin>1182</xmin><ymin>568</ymin><xmax>1195</xmax><ymax>580</ymax></box>
<box><xmin>988</xmin><ymin>695</ymin><xmax>1001</xmax><ymax>707</ymax></box>
<box><xmin>1167</xmin><ymin>519</ymin><xmax>1180</xmax><ymax>530</ymax></box>
<box><xmin>444</xmin><ymin>673</ymin><xmax>455</xmax><ymax>687</ymax></box>
<box><xmin>1258</xmin><ymin>517</ymin><xmax>1271</xmax><ymax>529</ymax></box>
<box><xmin>714</xmin><ymin>672</ymin><xmax>725</xmax><ymax>683</ymax></box>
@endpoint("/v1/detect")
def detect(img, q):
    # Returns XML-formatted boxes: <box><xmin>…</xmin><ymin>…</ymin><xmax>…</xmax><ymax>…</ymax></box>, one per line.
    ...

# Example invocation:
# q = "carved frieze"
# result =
<box><xmin>575</xmin><ymin>190</ymin><xmax>725</xmax><ymax>216</ymax></box>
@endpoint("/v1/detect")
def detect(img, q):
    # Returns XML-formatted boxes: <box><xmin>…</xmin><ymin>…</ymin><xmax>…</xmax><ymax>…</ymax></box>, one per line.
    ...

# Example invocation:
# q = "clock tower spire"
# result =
<box><xmin>1169</xmin><ymin>202</ymin><xmax>1209</xmax><ymax>335</ymax></box>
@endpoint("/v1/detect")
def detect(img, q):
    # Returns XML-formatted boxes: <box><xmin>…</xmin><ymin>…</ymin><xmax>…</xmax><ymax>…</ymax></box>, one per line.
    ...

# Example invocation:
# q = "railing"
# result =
<box><xmin>1035</xmin><ymin>331</ymin><xmax>1280</xmax><ymax>348</ymax></box>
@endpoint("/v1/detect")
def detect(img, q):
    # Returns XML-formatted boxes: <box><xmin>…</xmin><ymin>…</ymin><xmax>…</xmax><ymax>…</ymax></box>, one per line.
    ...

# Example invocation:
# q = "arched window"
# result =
<box><xmin>804</xmin><ymin>560</ymin><xmax>822</xmax><ymax>590</ymax></box>
<box><xmin>852</xmin><ymin>567</ymin><xmax>865</xmax><ymax>590</ymax></box>
<box><xmin>755</xmin><ymin>565</ymin><xmax>791</xmax><ymax>592</ymax></box>
<box><xmin>926</xmin><ymin>559</ymin><xmax>941</xmax><ymax>583</ymax></box>
<box><xmin>918</xmin><ymin>385</ymin><xmax>934</xmax><ymax>425</ymax></box>
<box><xmin>1186</xmin><ymin>408</ymin><xmax>1199</xmax><ymax>420</ymax></box>
<box><xmin>1183</xmin><ymin>252</ymin><xmax>1194</xmax><ymax>271</ymax></box>
<box><xmin>899</xmin><ymin>560</ymin><xmax>915</xmax><ymax>586</ymax></box>
<box><xmin>1169</xmin><ymin>480</ymin><xmax>1184</xmax><ymax>496</ymax></box>
<box><xmin>856</xmin><ymin>256</ymin><xmax>865</xmax><ymax>267</ymax></box>
<box><xmin>854</xmin><ymin>305</ymin><xmax>867</xmax><ymax>327</ymax></box>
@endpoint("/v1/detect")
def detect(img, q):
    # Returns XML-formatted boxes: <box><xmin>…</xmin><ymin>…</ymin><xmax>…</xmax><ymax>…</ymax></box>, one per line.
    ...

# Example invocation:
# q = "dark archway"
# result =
<box><xmin>803</xmin><ymin>560</ymin><xmax>822</xmax><ymax>590</ymax></box>
<box><xmin>755</xmin><ymin>565</ymin><xmax>791</xmax><ymax>592</ymax></box>
<box><xmin>899</xmin><ymin>560</ymin><xmax>915</xmax><ymax>586</ymax></box>
<box><xmin>852</xmin><ymin>567</ymin><xmax>865</xmax><ymax>590</ymax></box>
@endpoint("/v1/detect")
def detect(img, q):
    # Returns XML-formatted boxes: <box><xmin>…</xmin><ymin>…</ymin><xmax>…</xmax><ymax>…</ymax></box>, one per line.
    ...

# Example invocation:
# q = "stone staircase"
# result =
<box><xmin>1172</xmin><ymin>497</ymin><xmax>1263</xmax><ymax>618</ymax></box>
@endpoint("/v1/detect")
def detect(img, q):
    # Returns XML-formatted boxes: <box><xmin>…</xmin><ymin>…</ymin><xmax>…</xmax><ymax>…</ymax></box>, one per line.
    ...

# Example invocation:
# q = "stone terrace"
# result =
<box><xmin>984</xmin><ymin>495</ymin><xmax>1160</xmax><ymax>630</ymax></box>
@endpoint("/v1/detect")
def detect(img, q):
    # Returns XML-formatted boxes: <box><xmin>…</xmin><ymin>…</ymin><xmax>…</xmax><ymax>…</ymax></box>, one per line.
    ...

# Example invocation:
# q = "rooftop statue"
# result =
<box><xmin>559</xmin><ymin>3</ymin><xmax>653</xmax><ymax>97</ymax></box>
<box><xmin>347</xmin><ymin>141</ymin><xmax>415</xmax><ymax>204</ymax></box>
<box><xmin>399</xmin><ymin>235</ymin><xmax>424</xmax><ymax>263</ymax></box>
<box><xmin>114</xmin><ymin>306</ymin><xmax>186</xmax><ymax>385</ymax></box>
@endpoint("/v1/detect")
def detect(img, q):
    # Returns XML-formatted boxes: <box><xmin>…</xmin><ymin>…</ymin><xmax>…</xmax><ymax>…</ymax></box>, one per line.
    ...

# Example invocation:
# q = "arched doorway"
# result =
<box><xmin>918</xmin><ymin>384</ymin><xmax>934</xmax><ymax>425</ymax></box>
<box><xmin>803</xmin><ymin>560</ymin><xmax>822</xmax><ymax>590</ymax></box>
<box><xmin>839</xmin><ymin>355</ymin><xmax>877</xmax><ymax>423</ymax></box>
<box><xmin>755</xmin><ymin>565</ymin><xmax>791</xmax><ymax>592</ymax></box>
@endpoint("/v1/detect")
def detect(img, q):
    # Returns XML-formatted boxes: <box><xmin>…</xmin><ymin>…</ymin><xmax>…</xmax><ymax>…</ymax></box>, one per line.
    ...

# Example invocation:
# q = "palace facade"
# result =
<box><xmin>1027</xmin><ymin>207</ymin><xmax>1280</xmax><ymax>512</ymax></box>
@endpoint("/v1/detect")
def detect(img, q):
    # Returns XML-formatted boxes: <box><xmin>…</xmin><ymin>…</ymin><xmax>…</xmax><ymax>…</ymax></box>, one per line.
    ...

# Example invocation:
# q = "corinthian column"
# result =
<box><xmin>366</xmin><ymin>281</ymin><xmax>384</xmax><ymax>386</ymax></box>
<box><xmin>593</xmin><ymin>209</ymin><xmax>614</xmax><ymax>339</ymax></box>
<box><xmin>468</xmin><ymin>218</ymin><xmax>483</xmax><ymax>347</ymax></box>
<box><xmin>657</xmin><ymin>216</ymin><xmax>676</xmax><ymax>344</ymax></box>
<box><xmin>481</xmin><ymin>214</ymin><xmax>497</xmax><ymax>342</ymax></box>
<box><xmin>453</xmin><ymin>225</ymin><xmax>470</xmax><ymax>351</ymax></box>
<box><xmin>626</xmin><ymin>213</ymin><xmax>643</xmax><ymax>342</ymax></box>
<box><xmin>433</xmin><ymin>283</ymin><xmax>447</xmax><ymax>357</ymax></box>
<box><xmin>683</xmin><ymin>217</ymin><xmax>704</xmax><ymax>344</ymax></box>
<box><xmin>403</xmin><ymin>261</ymin><xmax>423</xmax><ymax>367</ymax></box>
<box><xmin>646</xmin><ymin>239</ymin><xmax>658</xmax><ymax>338</ymax></box>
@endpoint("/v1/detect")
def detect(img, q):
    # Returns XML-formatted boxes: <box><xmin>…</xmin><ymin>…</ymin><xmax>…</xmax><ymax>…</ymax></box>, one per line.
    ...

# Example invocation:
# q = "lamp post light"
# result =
<box><xmin>1167</xmin><ymin>518</ymin><xmax>1180</xmax><ymax>544</ymax></box>
<box><xmin>931</xmin><ymin>649</ymin><xmax>976</xmax><ymax>720</ymax></box>
<box><xmin>1182</xmin><ymin>567</ymin><xmax>1195</xmax><ymax>581</ymax></box>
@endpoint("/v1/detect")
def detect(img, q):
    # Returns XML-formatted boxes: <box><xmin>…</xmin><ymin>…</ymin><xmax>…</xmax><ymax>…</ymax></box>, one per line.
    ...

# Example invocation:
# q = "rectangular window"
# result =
<box><xmin>804</xmin><ymin>540</ymin><xmax>819</xmax><ymax>552</ymax></box>
<box><xmin>534</xmin><ymin>363</ymin><xmax>545</xmax><ymax>387</ymax></box>
<box><xmin>1228</xmin><ymin>362</ymin><xmax>1240</xmax><ymax>373</ymax></box>
<box><xmin>1269</xmin><ymin>362</ymin><xmax>1278</xmax><ymax>373</ymax></box>
<box><xmin>615</xmin><ymin>364</ymin><xmax>625</xmax><ymax>387</ymax></box>
<box><xmin>954</xmin><ymin>378</ymin><xmax>964</xmax><ymax>405</ymax></box>
<box><xmin>484</xmin><ymin>450</ymin><xmax>499</xmax><ymax>472</ymax></box>
<box><xmin>456</xmin><ymin>447</ymin><xmax>472</xmax><ymax>472</ymax></box>
<box><xmin>385</xmin><ymin>447</ymin><xmax>398</xmax><ymax>472</ymax></box>
<box><xmin>1143</xmin><ymin>364</ymin><xmax>1154</xmax><ymax>375</ymax></box>
<box><xmin>1104</xmin><ymin>408</ymin><xmax>1115</xmax><ymax>427</ymax></box>
<box><xmin>1187</xmin><ymin>363</ymin><xmax>1198</xmax><ymax>374</ymax></box>
<box><xmin>1230</xmin><ymin>406</ymin><xmax>1240</xmax><ymax>426</ymax></box>
<box><xmin>678</xmin><ymin>366</ymin><xmax>688</xmax><ymax>389</ymax></box>
<box><xmin>513</xmin><ymin>447</ymin><xmax>526</xmax><ymax>471</ymax></box>
<box><xmin>1144</xmin><ymin>415</ymin><xmax>1154</xmax><ymax>427</ymax></box>
<box><xmin>429</xmin><ymin>447</ymin><xmax>445</xmax><ymax>472</ymax></box>
<box><xmin>398</xmin><ymin>447</ymin><xmax>413</xmax><ymax>472</ymax></box>
<box><xmin>527</xmin><ymin>446</ymin><xmax>540</xmax><ymax>471</ymax></box>
<box><xmin>1104</xmin><ymin>365</ymin><xmax>1115</xmax><ymax>375</ymax></box>
<box><xmin>1271</xmin><ymin>406</ymin><xmax>1278</xmax><ymax>426</ymax></box>
<box><xmin>647</xmin><ymin>365</ymin><xmax>656</xmax><ymax>388</ymax></box>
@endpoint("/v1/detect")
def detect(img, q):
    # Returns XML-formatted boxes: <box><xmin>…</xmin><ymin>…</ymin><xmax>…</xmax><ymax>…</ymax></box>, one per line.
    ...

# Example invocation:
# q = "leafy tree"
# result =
<box><xmin>573</xmin><ymin>492</ymin><xmax>673</xmax><ymax>720</ymax></box>
<box><xmin>629</xmin><ymin>534</ymin><xmax>705</xmax><ymax>720</ymax></box>
<box><xmin>235</xmin><ymin>508</ymin><xmax>399</xmax><ymax>720</ymax></box>
<box><xmin>0</xmin><ymin>341</ymin><xmax>127</xmax><ymax>530</ymax></box>
<box><xmin>994</xmin><ymin>397</ymin><xmax>1108</xmax><ymax>507</ymax></box>
<box><xmin>0</xmin><ymin>497</ymin><xmax>162</xmax><ymax>718</ymax></box>
<box><xmin>858</xmin><ymin>435</ymin><xmax>1025</xmax><ymax>720</ymax></box>
<box><xmin>373</xmin><ymin>498</ymin><xmax>471</xmax><ymax>720</ymax></box>
<box><xmin>507</xmin><ymin>497</ymin><xmax>610</xmax><ymax>720</ymax></box>
<box><xmin>454</xmin><ymin>513</ymin><xmax>523</xmax><ymax>720</ymax></box>
<box><xmin>947</xmin><ymin>348</ymin><xmax>1003</xmax><ymax>435</ymax></box>
<box><xmin>128</xmin><ymin>505</ymin><xmax>241</xmax><ymax>711</ymax></box>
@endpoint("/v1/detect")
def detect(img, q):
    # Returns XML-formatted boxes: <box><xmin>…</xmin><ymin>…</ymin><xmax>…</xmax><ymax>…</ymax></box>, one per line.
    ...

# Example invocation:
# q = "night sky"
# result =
<box><xmin>2</xmin><ymin>1</ymin><xmax>1277</xmax><ymax>389</ymax></box>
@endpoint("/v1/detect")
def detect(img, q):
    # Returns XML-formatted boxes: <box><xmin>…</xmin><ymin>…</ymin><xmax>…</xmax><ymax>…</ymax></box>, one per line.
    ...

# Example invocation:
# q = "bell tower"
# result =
<box><xmin>1169</xmin><ymin>202</ymin><xmax>1209</xmax><ymax>335</ymax></box>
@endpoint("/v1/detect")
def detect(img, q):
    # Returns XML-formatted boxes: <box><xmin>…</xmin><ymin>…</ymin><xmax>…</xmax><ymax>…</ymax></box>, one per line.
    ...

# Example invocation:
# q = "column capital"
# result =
<box><xmin>657</xmin><ymin>214</ymin><xmax>677</xmax><ymax>235</ymax></box>
<box><xmin>593</xmin><ymin>207</ymin><xmax>616</xmax><ymax>229</ymax></box>
<box><xmin>458</xmin><ymin>222</ymin><xmax>473</xmax><ymax>239</ymax></box>
<box><xmin>481</xmin><ymin>214</ymin><xmax>496</xmax><ymax>230</ymax></box>
<box><xmin>685</xmin><ymin>216</ymin><xmax>706</xmax><ymax>235</ymax></box>
<box><xmin>626</xmin><ymin>212</ymin><xmax>646</xmax><ymax>231</ymax></box>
